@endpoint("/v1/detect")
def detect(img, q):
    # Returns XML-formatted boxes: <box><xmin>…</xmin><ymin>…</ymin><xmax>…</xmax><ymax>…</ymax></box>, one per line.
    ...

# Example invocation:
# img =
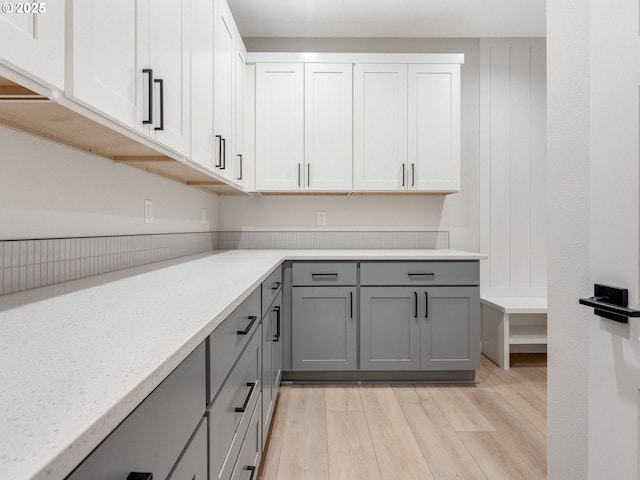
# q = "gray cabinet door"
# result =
<box><xmin>292</xmin><ymin>286</ymin><xmax>357</xmax><ymax>370</ymax></box>
<box><xmin>421</xmin><ymin>286</ymin><xmax>480</xmax><ymax>370</ymax></box>
<box><xmin>262</xmin><ymin>292</ymin><xmax>282</xmax><ymax>446</ymax></box>
<box><xmin>166</xmin><ymin>418</ymin><xmax>207</xmax><ymax>480</ymax></box>
<box><xmin>360</xmin><ymin>287</ymin><xmax>421</xmax><ymax>370</ymax></box>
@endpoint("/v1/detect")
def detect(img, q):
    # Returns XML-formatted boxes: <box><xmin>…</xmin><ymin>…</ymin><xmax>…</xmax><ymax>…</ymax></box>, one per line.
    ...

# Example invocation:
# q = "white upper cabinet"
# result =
<box><xmin>69</xmin><ymin>1</ymin><xmax>140</xmax><ymax>131</ymax></box>
<box><xmin>353</xmin><ymin>64</ymin><xmax>408</xmax><ymax>191</ymax></box>
<box><xmin>213</xmin><ymin>0</ymin><xmax>236</xmax><ymax>180</ymax></box>
<box><xmin>304</xmin><ymin>63</ymin><xmax>353</xmax><ymax>191</ymax></box>
<box><xmin>255</xmin><ymin>63</ymin><xmax>304</xmax><ymax>191</ymax></box>
<box><xmin>233</xmin><ymin>46</ymin><xmax>247</xmax><ymax>187</ymax></box>
<box><xmin>0</xmin><ymin>0</ymin><xmax>64</xmax><ymax>90</ymax></box>
<box><xmin>408</xmin><ymin>64</ymin><xmax>460</xmax><ymax>192</ymax></box>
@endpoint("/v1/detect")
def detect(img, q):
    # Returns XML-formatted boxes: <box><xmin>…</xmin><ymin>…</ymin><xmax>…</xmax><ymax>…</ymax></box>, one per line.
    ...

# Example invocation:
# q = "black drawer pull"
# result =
<box><xmin>271</xmin><ymin>281</ymin><xmax>281</xmax><ymax>290</ymax></box>
<box><xmin>235</xmin><ymin>382</ymin><xmax>256</xmax><ymax>413</ymax></box>
<box><xmin>215</xmin><ymin>135</ymin><xmax>222</xmax><ymax>168</ymax></box>
<box><xmin>273</xmin><ymin>306</ymin><xmax>281</xmax><ymax>341</ymax></box>
<box><xmin>350</xmin><ymin>291</ymin><xmax>353</xmax><ymax>318</ymax></box>
<box><xmin>311</xmin><ymin>273</ymin><xmax>338</xmax><ymax>280</ymax></box>
<box><xmin>142</xmin><ymin>69</ymin><xmax>153</xmax><ymax>125</ymax></box>
<box><xmin>424</xmin><ymin>291</ymin><xmax>429</xmax><ymax>318</ymax></box>
<box><xmin>245</xmin><ymin>466</ymin><xmax>256</xmax><ymax>480</ymax></box>
<box><xmin>128</xmin><ymin>473</ymin><xmax>153</xmax><ymax>480</ymax></box>
<box><xmin>408</xmin><ymin>273</ymin><xmax>435</xmax><ymax>278</ymax></box>
<box><xmin>237</xmin><ymin>315</ymin><xmax>258</xmax><ymax>335</ymax></box>
<box><xmin>153</xmin><ymin>78</ymin><xmax>164</xmax><ymax>131</ymax></box>
<box><xmin>413</xmin><ymin>291</ymin><xmax>418</xmax><ymax>318</ymax></box>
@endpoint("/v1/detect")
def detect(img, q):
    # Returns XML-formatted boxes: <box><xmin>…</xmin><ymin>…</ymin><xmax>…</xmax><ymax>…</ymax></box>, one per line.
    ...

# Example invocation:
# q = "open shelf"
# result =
<box><xmin>509</xmin><ymin>324</ymin><xmax>547</xmax><ymax>344</ymax></box>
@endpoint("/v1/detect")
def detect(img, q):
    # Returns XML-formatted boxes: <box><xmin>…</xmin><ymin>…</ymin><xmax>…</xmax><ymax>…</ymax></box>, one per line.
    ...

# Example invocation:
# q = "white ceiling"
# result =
<box><xmin>226</xmin><ymin>0</ymin><xmax>546</xmax><ymax>38</ymax></box>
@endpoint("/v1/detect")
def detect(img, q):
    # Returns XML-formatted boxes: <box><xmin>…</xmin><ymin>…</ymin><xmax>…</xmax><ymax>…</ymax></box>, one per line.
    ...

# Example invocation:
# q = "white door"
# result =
<box><xmin>233</xmin><ymin>48</ymin><xmax>246</xmax><ymax>186</ymax></box>
<box><xmin>147</xmin><ymin>0</ymin><xmax>190</xmax><ymax>155</ymax></box>
<box><xmin>213</xmin><ymin>0</ymin><xmax>235</xmax><ymax>179</ymax></box>
<box><xmin>189</xmin><ymin>0</ymin><xmax>214</xmax><ymax>168</ymax></box>
<box><xmin>408</xmin><ymin>64</ymin><xmax>460</xmax><ymax>192</ymax></box>
<box><xmin>353</xmin><ymin>64</ymin><xmax>408</xmax><ymax>191</ymax></box>
<box><xmin>304</xmin><ymin>63</ymin><xmax>353</xmax><ymax>191</ymax></box>
<box><xmin>69</xmin><ymin>0</ymin><xmax>140</xmax><ymax>130</ymax></box>
<box><xmin>255</xmin><ymin>63</ymin><xmax>304</xmax><ymax>191</ymax></box>
<box><xmin>0</xmin><ymin>0</ymin><xmax>64</xmax><ymax>89</ymax></box>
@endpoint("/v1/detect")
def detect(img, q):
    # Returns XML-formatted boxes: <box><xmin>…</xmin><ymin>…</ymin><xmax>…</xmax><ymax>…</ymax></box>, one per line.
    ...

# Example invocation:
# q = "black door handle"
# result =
<box><xmin>424</xmin><ymin>291</ymin><xmax>429</xmax><ymax>318</ymax></box>
<box><xmin>411</xmin><ymin>163</ymin><xmax>415</xmax><ymax>187</ymax></box>
<box><xmin>245</xmin><ymin>466</ymin><xmax>256</xmax><ymax>480</ymax></box>
<box><xmin>298</xmin><ymin>163</ymin><xmax>301</xmax><ymax>187</ymax></box>
<box><xmin>153</xmin><ymin>78</ymin><xmax>164</xmax><ymax>131</ymax></box>
<box><xmin>128</xmin><ymin>473</ymin><xmax>153</xmax><ymax>480</ymax></box>
<box><xmin>215</xmin><ymin>135</ymin><xmax>222</xmax><ymax>168</ymax></box>
<box><xmin>307</xmin><ymin>163</ymin><xmax>310</xmax><ymax>187</ymax></box>
<box><xmin>237</xmin><ymin>154</ymin><xmax>243</xmax><ymax>180</ymax></box>
<box><xmin>349</xmin><ymin>291</ymin><xmax>353</xmax><ymax>318</ymax></box>
<box><xmin>237</xmin><ymin>315</ymin><xmax>258</xmax><ymax>335</ymax></box>
<box><xmin>142</xmin><ymin>69</ymin><xmax>153</xmax><ymax>125</ymax></box>
<box><xmin>220</xmin><ymin>137</ymin><xmax>226</xmax><ymax>169</ymax></box>
<box><xmin>235</xmin><ymin>382</ymin><xmax>256</xmax><ymax>412</ymax></box>
<box><xmin>413</xmin><ymin>291</ymin><xmax>418</xmax><ymax>318</ymax></box>
<box><xmin>402</xmin><ymin>163</ymin><xmax>406</xmax><ymax>187</ymax></box>
<box><xmin>273</xmin><ymin>306</ymin><xmax>281</xmax><ymax>341</ymax></box>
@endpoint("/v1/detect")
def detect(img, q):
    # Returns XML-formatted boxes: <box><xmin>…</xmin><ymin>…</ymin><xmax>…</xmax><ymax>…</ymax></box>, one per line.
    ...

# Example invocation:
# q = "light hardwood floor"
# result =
<box><xmin>258</xmin><ymin>354</ymin><xmax>547</xmax><ymax>480</ymax></box>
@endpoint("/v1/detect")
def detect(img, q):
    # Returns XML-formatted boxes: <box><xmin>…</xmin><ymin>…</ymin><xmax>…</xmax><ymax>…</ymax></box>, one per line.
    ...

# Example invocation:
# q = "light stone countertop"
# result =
<box><xmin>0</xmin><ymin>249</ymin><xmax>486</xmax><ymax>480</ymax></box>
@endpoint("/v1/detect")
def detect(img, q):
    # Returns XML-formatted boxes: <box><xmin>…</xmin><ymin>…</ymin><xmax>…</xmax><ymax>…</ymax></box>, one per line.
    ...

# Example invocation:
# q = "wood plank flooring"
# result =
<box><xmin>258</xmin><ymin>354</ymin><xmax>547</xmax><ymax>480</ymax></box>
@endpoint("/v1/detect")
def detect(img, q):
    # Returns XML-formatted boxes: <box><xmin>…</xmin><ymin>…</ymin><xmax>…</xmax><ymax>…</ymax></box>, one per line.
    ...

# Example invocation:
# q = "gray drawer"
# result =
<box><xmin>360</xmin><ymin>261</ymin><xmax>479</xmax><ymax>286</ymax></box>
<box><xmin>261</xmin><ymin>265</ymin><xmax>283</xmax><ymax>315</ymax></box>
<box><xmin>208</xmin><ymin>288</ymin><xmax>261</xmax><ymax>404</ymax></box>
<box><xmin>228</xmin><ymin>398</ymin><xmax>262</xmax><ymax>480</ymax></box>
<box><xmin>292</xmin><ymin>262</ymin><xmax>357</xmax><ymax>286</ymax></box>
<box><xmin>167</xmin><ymin>417</ymin><xmax>207</xmax><ymax>480</ymax></box>
<box><xmin>67</xmin><ymin>343</ymin><xmax>206</xmax><ymax>480</ymax></box>
<box><xmin>209</xmin><ymin>327</ymin><xmax>262</xmax><ymax>480</ymax></box>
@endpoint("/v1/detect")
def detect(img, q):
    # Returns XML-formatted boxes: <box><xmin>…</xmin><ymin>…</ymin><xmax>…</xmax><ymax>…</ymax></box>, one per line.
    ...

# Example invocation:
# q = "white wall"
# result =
<box><xmin>219</xmin><ymin>38</ymin><xmax>480</xmax><ymax>251</ymax></box>
<box><xmin>0</xmin><ymin>126</ymin><xmax>219</xmax><ymax>239</ymax></box>
<box><xmin>479</xmin><ymin>38</ymin><xmax>547</xmax><ymax>296</ymax></box>
<box><xmin>547</xmin><ymin>1</ymin><xmax>590</xmax><ymax>478</ymax></box>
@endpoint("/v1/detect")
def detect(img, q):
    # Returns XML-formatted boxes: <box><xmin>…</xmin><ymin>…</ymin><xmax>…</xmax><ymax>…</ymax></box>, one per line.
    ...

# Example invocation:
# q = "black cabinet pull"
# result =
<box><xmin>235</xmin><ymin>382</ymin><xmax>256</xmax><ymax>413</ymax></box>
<box><xmin>413</xmin><ymin>291</ymin><xmax>418</xmax><ymax>318</ymax></box>
<box><xmin>411</xmin><ymin>163</ymin><xmax>415</xmax><ymax>187</ymax></box>
<box><xmin>128</xmin><ymin>473</ymin><xmax>153</xmax><ymax>480</ymax></box>
<box><xmin>349</xmin><ymin>291</ymin><xmax>353</xmax><ymax>318</ymax></box>
<box><xmin>237</xmin><ymin>154</ymin><xmax>243</xmax><ymax>180</ymax></box>
<box><xmin>245</xmin><ymin>466</ymin><xmax>256</xmax><ymax>480</ymax></box>
<box><xmin>215</xmin><ymin>135</ymin><xmax>222</xmax><ymax>168</ymax></box>
<box><xmin>142</xmin><ymin>69</ymin><xmax>153</xmax><ymax>125</ymax></box>
<box><xmin>271</xmin><ymin>281</ymin><xmax>281</xmax><ymax>290</ymax></box>
<box><xmin>153</xmin><ymin>78</ymin><xmax>164</xmax><ymax>131</ymax></box>
<box><xmin>273</xmin><ymin>306</ymin><xmax>281</xmax><ymax>341</ymax></box>
<box><xmin>307</xmin><ymin>163</ymin><xmax>310</xmax><ymax>187</ymax></box>
<box><xmin>402</xmin><ymin>163</ymin><xmax>406</xmax><ymax>187</ymax></box>
<box><xmin>424</xmin><ymin>291</ymin><xmax>429</xmax><ymax>318</ymax></box>
<box><xmin>237</xmin><ymin>315</ymin><xmax>258</xmax><ymax>335</ymax></box>
<box><xmin>298</xmin><ymin>163</ymin><xmax>301</xmax><ymax>187</ymax></box>
<box><xmin>220</xmin><ymin>137</ymin><xmax>226</xmax><ymax>169</ymax></box>
<box><xmin>408</xmin><ymin>273</ymin><xmax>435</xmax><ymax>279</ymax></box>
<box><xmin>311</xmin><ymin>273</ymin><xmax>338</xmax><ymax>280</ymax></box>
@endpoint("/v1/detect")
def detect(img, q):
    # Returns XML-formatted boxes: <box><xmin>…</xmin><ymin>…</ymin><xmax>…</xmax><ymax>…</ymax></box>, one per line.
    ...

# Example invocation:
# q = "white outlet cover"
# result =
<box><xmin>144</xmin><ymin>199</ymin><xmax>153</xmax><ymax>224</ymax></box>
<box><xmin>317</xmin><ymin>210</ymin><xmax>327</xmax><ymax>226</ymax></box>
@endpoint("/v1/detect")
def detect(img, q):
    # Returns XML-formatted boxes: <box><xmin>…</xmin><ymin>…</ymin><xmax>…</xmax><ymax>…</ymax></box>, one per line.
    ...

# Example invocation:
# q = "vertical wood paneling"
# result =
<box><xmin>480</xmin><ymin>39</ymin><xmax>547</xmax><ymax>296</ymax></box>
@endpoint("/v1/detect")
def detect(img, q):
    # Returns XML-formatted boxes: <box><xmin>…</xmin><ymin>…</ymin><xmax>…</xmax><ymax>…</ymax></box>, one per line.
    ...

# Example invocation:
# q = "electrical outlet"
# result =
<box><xmin>144</xmin><ymin>199</ymin><xmax>153</xmax><ymax>224</ymax></box>
<box><xmin>317</xmin><ymin>210</ymin><xmax>327</xmax><ymax>226</ymax></box>
<box><xmin>201</xmin><ymin>208</ymin><xmax>207</xmax><ymax>225</ymax></box>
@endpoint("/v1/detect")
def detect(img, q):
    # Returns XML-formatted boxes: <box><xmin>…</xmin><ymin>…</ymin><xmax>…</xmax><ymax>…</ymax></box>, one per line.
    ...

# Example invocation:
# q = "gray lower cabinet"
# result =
<box><xmin>167</xmin><ymin>418</ymin><xmax>208</xmax><ymax>480</ymax></box>
<box><xmin>230</xmin><ymin>397</ymin><xmax>262</xmax><ymax>480</ymax></box>
<box><xmin>292</xmin><ymin>286</ymin><xmax>357</xmax><ymax>370</ymax></box>
<box><xmin>262</xmin><ymin>291</ymin><xmax>282</xmax><ymax>446</ymax></box>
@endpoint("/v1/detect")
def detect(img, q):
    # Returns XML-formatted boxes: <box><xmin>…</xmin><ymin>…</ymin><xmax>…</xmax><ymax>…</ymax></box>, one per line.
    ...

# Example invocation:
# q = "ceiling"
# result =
<box><xmin>226</xmin><ymin>0</ymin><xmax>546</xmax><ymax>38</ymax></box>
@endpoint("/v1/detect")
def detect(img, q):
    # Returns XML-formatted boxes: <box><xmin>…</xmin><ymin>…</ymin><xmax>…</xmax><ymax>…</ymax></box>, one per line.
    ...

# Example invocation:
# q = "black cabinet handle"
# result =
<box><xmin>273</xmin><ymin>306</ymin><xmax>281</xmax><ymax>341</ymax></box>
<box><xmin>235</xmin><ymin>382</ymin><xmax>256</xmax><ymax>413</ymax></box>
<box><xmin>245</xmin><ymin>466</ymin><xmax>256</xmax><ymax>480</ymax></box>
<box><xmin>237</xmin><ymin>315</ymin><xmax>258</xmax><ymax>335</ymax></box>
<box><xmin>411</xmin><ymin>163</ymin><xmax>415</xmax><ymax>187</ymax></box>
<box><xmin>220</xmin><ymin>137</ymin><xmax>226</xmax><ymax>169</ymax></box>
<box><xmin>424</xmin><ymin>291</ymin><xmax>429</xmax><ymax>318</ymax></box>
<box><xmin>128</xmin><ymin>473</ymin><xmax>153</xmax><ymax>480</ymax></box>
<box><xmin>413</xmin><ymin>291</ymin><xmax>418</xmax><ymax>318</ymax></box>
<box><xmin>215</xmin><ymin>135</ymin><xmax>222</xmax><ymax>168</ymax></box>
<box><xmin>298</xmin><ymin>163</ymin><xmax>301</xmax><ymax>187</ymax></box>
<box><xmin>408</xmin><ymin>273</ymin><xmax>435</xmax><ymax>279</ymax></box>
<box><xmin>402</xmin><ymin>163</ymin><xmax>406</xmax><ymax>187</ymax></box>
<box><xmin>311</xmin><ymin>273</ymin><xmax>338</xmax><ymax>280</ymax></box>
<box><xmin>153</xmin><ymin>78</ymin><xmax>164</xmax><ymax>131</ymax></box>
<box><xmin>349</xmin><ymin>291</ymin><xmax>353</xmax><ymax>318</ymax></box>
<box><xmin>271</xmin><ymin>281</ymin><xmax>281</xmax><ymax>290</ymax></box>
<box><xmin>142</xmin><ymin>69</ymin><xmax>153</xmax><ymax>125</ymax></box>
<box><xmin>307</xmin><ymin>163</ymin><xmax>310</xmax><ymax>187</ymax></box>
<box><xmin>237</xmin><ymin>154</ymin><xmax>243</xmax><ymax>180</ymax></box>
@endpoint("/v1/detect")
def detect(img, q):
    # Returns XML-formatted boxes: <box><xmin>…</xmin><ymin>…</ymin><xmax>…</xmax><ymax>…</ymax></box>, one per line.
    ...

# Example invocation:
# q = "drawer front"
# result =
<box><xmin>292</xmin><ymin>262</ymin><xmax>357</xmax><ymax>286</ymax></box>
<box><xmin>166</xmin><ymin>417</ymin><xmax>207</xmax><ymax>480</ymax></box>
<box><xmin>209</xmin><ymin>327</ymin><xmax>262</xmax><ymax>480</ymax></box>
<box><xmin>209</xmin><ymin>288</ymin><xmax>261</xmax><ymax>404</ymax></box>
<box><xmin>261</xmin><ymin>265</ymin><xmax>283</xmax><ymax>315</ymax></box>
<box><xmin>229</xmin><ymin>398</ymin><xmax>262</xmax><ymax>480</ymax></box>
<box><xmin>360</xmin><ymin>261</ymin><xmax>479</xmax><ymax>286</ymax></box>
<box><xmin>67</xmin><ymin>343</ymin><xmax>206</xmax><ymax>480</ymax></box>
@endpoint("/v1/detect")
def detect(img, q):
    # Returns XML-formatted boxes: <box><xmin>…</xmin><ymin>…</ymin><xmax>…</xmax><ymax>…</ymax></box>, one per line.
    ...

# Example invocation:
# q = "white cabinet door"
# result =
<box><xmin>353</xmin><ymin>64</ymin><xmax>408</xmax><ymax>191</ymax></box>
<box><xmin>255</xmin><ymin>63</ymin><xmax>304</xmax><ymax>191</ymax></box>
<box><xmin>213</xmin><ymin>0</ymin><xmax>235</xmax><ymax>180</ymax></box>
<box><xmin>189</xmin><ymin>0</ymin><xmax>214</xmax><ymax>168</ymax></box>
<box><xmin>304</xmin><ymin>63</ymin><xmax>353</xmax><ymax>191</ymax></box>
<box><xmin>233</xmin><ymin>47</ymin><xmax>246</xmax><ymax>186</ymax></box>
<box><xmin>408</xmin><ymin>64</ymin><xmax>460</xmax><ymax>192</ymax></box>
<box><xmin>69</xmin><ymin>0</ymin><xmax>140</xmax><ymax>130</ymax></box>
<box><xmin>146</xmin><ymin>0</ymin><xmax>190</xmax><ymax>155</ymax></box>
<box><xmin>0</xmin><ymin>0</ymin><xmax>64</xmax><ymax>89</ymax></box>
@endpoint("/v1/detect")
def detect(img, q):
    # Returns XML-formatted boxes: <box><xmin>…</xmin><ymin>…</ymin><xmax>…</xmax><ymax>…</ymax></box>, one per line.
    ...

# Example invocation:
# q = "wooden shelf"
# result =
<box><xmin>0</xmin><ymin>76</ymin><xmax>242</xmax><ymax>195</ymax></box>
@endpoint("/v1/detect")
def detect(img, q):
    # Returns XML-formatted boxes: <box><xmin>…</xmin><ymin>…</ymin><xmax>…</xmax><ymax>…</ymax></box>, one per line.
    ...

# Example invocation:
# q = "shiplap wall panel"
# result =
<box><xmin>480</xmin><ymin>38</ymin><xmax>547</xmax><ymax>296</ymax></box>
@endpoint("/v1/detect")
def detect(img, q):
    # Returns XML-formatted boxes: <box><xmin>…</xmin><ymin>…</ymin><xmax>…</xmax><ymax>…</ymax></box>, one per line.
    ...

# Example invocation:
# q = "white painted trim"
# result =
<box><xmin>246</xmin><ymin>52</ymin><xmax>464</xmax><ymax>65</ymax></box>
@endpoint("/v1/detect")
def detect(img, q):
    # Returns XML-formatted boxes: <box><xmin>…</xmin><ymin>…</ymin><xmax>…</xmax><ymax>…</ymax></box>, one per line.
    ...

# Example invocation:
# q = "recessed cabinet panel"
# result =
<box><xmin>255</xmin><ymin>63</ymin><xmax>304</xmax><ymax>190</ymax></box>
<box><xmin>166</xmin><ymin>418</ymin><xmax>208</xmax><ymax>480</ymax></box>
<box><xmin>353</xmin><ymin>64</ymin><xmax>408</xmax><ymax>191</ymax></box>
